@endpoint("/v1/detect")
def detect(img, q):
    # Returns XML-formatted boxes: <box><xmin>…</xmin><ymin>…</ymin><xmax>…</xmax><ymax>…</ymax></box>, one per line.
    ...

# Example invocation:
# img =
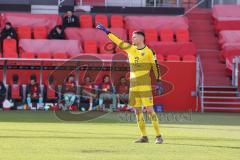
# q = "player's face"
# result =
<box><xmin>104</xmin><ymin>76</ymin><xmax>110</xmax><ymax>83</ymax></box>
<box><xmin>69</xmin><ymin>76</ymin><xmax>74</xmax><ymax>82</ymax></box>
<box><xmin>120</xmin><ymin>78</ymin><xmax>126</xmax><ymax>83</ymax></box>
<box><xmin>132</xmin><ymin>33</ymin><xmax>144</xmax><ymax>45</ymax></box>
<box><xmin>85</xmin><ymin>77</ymin><xmax>91</xmax><ymax>83</ymax></box>
<box><xmin>67</xmin><ymin>11</ymin><xmax>73</xmax><ymax>17</ymax></box>
<box><xmin>5</xmin><ymin>24</ymin><xmax>11</xmax><ymax>29</ymax></box>
<box><xmin>30</xmin><ymin>79</ymin><xmax>36</xmax><ymax>85</ymax></box>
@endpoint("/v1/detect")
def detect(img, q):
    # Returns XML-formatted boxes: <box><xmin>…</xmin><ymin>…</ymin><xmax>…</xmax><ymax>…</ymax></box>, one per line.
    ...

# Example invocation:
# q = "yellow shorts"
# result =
<box><xmin>129</xmin><ymin>90</ymin><xmax>153</xmax><ymax>108</ymax></box>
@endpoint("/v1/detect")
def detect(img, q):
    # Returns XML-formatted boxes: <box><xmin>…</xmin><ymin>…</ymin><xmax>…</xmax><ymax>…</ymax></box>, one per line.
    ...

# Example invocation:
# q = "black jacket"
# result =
<box><xmin>48</xmin><ymin>28</ymin><xmax>65</xmax><ymax>40</ymax></box>
<box><xmin>63</xmin><ymin>15</ymin><xmax>80</xmax><ymax>28</ymax></box>
<box><xmin>0</xmin><ymin>27</ymin><xmax>17</xmax><ymax>41</ymax></box>
<box><xmin>0</xmin><ymin>82</ymin><xmax>6</xmax><ymax>100</ymax></box>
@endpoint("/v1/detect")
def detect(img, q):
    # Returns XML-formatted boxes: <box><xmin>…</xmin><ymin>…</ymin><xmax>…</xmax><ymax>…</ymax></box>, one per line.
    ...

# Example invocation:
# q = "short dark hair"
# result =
<box><xmin>56</xmin><ymin>25</ymin><xmax>63</xmax><ymax>30</ymax></box>
<box><xmin>13</xmin><ymin>74</ymin><xmax>19</xmax><ymax>83</ymax></box>
<box><xmin>30</xmin><ymin>74</ymin><xmax>37</xmax><ymax>81</ymax></box>
<box><xmin>133</xmin><ymin>30</ymin><xmax>145</xmax><ymax>38</ymax></box>
<box><xmin>5</xmin><ymin>22</ymin><xmax>12</xmax><ymax>27</ymax></box>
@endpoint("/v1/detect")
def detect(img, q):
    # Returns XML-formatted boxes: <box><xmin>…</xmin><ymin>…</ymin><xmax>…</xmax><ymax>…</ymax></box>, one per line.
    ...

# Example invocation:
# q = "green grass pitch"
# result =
<box><xmin>0</xmin><ymin>111</ymin><xmax>240</xmax><ymax>160</ymax></box>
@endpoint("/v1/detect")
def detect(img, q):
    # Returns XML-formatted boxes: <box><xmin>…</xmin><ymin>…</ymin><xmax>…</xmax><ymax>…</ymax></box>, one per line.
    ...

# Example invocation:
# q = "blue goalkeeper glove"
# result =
<box><xmin>96</xmin><ymin>23</ymin><xmax>110</xmax><ymax>34</ymax></box>
<box><xmin>156</xmin><ymin>79</ymin><xmax>164</xmax><ymax>95</ymax></box>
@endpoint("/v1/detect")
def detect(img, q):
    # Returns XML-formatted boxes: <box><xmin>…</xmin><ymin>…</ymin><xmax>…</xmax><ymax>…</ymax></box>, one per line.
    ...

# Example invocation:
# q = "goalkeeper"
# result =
<box><xmin>96</xmin><ymin>24</ymin><xmax>163</xmax><ymax>144</ymax></box>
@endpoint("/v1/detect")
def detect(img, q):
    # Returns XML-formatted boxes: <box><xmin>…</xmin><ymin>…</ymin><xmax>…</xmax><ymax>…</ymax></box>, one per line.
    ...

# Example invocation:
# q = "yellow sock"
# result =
<box><xmin>148</xmin><ymin>112</ymin><xmax>161</xmax><ymax>136</ymax></box>
<box><xmin>136</xmin><ymin>112</ymin><xmax>147</xmax><ymax>136</ymax></box>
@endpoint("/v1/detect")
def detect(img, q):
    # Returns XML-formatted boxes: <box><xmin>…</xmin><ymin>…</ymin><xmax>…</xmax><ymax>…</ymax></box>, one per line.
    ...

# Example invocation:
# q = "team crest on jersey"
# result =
<box><xmin>141</xmin><ymin>52</ymin><xmax>145</xmax><ymax>56</ymax></box>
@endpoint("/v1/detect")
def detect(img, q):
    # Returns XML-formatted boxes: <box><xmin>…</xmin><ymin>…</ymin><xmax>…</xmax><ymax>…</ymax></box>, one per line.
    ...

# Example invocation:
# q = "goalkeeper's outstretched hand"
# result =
<box><xmin>156</xmin><ymin>79</ymin><xmax>164</xmax><ymax>96</ymax></box>
<box><xmin>96</xmin><ymin>23</ymin><xmax>110</xmax><ymax>34</ymax></box>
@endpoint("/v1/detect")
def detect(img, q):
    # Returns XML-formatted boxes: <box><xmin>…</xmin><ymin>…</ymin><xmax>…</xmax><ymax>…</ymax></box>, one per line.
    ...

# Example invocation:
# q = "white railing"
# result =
<box><xmin>232</xmin><ymin>56</ymin><xmax>240</xmax><ymax>88</ymax></box>
<box><xmin>211</xmin><ymin>0</ymin><xmax>240</xmax><ymax>8</ymax></box>
<box><xmin>58</xmin><ymin>0</ymin><xmax>65</xmax><ymax>7</ymax></box>
<box><xmin>196</xmin><ymin>56</ymin><xmax>204</xmax><ymax>112</ymax></box>
<box><xmin>76</xmin><ymin>0</ymin><xmax>193</xmax><ymax>7</ymax></box>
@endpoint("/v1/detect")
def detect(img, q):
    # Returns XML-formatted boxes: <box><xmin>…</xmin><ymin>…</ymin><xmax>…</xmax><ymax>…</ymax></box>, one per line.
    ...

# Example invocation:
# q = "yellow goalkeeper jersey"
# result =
<box><xmin>108</xmin><ymin>33</ymin><xmax>161</xmax><ymax>92</ymax></box>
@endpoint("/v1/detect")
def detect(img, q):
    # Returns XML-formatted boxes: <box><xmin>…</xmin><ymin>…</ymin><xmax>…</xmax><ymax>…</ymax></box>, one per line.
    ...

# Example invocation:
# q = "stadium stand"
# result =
<box><xmin>2</xmin><ymin>39</ymin><xmax>18</xmax><ymax>58</ymax></box>
<box><xmin>18</xmin><ymin>39</ymin><xmax>82</xmax><ymax>58</ymax></box>
<box><xmin>95</xmin><ymin>14</ymin><xmax>109</xmax><ymax>27</ymax></box>
<box><xmin>33</xmin><ymin>26</ymin><xmax>48</xmax><ymax>39</ymax></box>
<box><xmin>166</xmin><ymin>55</ymin><xmax>181</xmax><ymax>61</ymax></box>
<box><xmin>182</xmin><ymin>55</ymin><xmax>196</xmax><ymax>62</ymax></box>
<box><xmin>175</xmin><ymin>28</ymin><xmax>190</xmax><ymax>42</ymax></box>
<box><xmin>212</xmin><ymin>5</ymin><xmax>240</xmax><ymax>32</ymax></box>
<box><xmin>83</xmin><ymin>40</ymin><xmax>98</xmax><ymax>53</ymax></box>
<box><xmin>0</xmin><ymin>12</ymin><xmax>62</xmax><ymax>29</ymax></box>
<box><xmin>148</xmin><ymin>41</ymin><xmax>196</xmax><ymax>57</ymax></box>
<box><xmin>144</xmin><ymin>29</ymin><xmax>159</xmax><ymax>43</ymax></box>
<box><xmin>124</xmin><ymin>16</ymin><xmax>189</xmax><ymax>31</ymax></box>
<box><xmin>17</xmin><ymin>26</ymin><xmax>32</xmax><ymax>39</ymax></box>
<box><xmin>79</xmin><ymin>14</ymin><xmax>93</xmax><ymax>28</ymax></box>
<box><xmin>219</xmin><ymin>30</ymin><xmax>240</xmax><ymax>47</ymax></box>
<box><xmin>110</xmin><ymin>15</ymin><xmax>124</xmax><ymax>28</ymax></box>
<box><xmin>159</xmin><ymin>28</ymin><xmax>174</xmax><ymax>42</ymax></box>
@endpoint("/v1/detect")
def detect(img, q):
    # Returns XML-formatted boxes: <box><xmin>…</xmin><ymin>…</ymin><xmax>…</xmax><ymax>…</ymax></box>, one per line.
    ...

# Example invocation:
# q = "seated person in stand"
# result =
<box><xmin>116</xmin><ymin>76</ymin><xmax>129</xmax><ymax>109</ymax></box>
<box><xmin>0</xmin><ymin>81</ymin><xmax>6</xmax><ymax>110</ymax></box>
<box><xmin>81</xmin><ymin>76</ymin><xmax>97</xmax><ymax>111</ymax></box>
<box><xmin>0</xmin><ymin>22</ymin><xmax>17</xmax><ymax>51</ymax></box>
<box><xmin>48</xmin><ymin>25</ymin><xmax>65</xmax><ymax>40</ymax></box>
<box><xmin>63</xmin><ymin>74</ymin><xmax>77</xmax><ymax>109</ymax></box>
<box><xmin>98</xmin><ymin>75</ymin><xmax>117</xmax><ymax>111</ymax></box>
<box><xmin>26</xmin><ymin>75</ymin><xmax>43</xmax><ymax>109</ymax></box>
<box><xmin>62</xmin><ymin>11</ymin><xmax>80</xmax><ymax>28</ymax></box>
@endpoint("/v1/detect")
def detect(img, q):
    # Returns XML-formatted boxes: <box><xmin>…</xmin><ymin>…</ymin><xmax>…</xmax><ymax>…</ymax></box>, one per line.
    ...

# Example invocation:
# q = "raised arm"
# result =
<box><xmin>96</xmin><ymin>23</ymin><xmax>133</xmax><ymax>53</ymax></box>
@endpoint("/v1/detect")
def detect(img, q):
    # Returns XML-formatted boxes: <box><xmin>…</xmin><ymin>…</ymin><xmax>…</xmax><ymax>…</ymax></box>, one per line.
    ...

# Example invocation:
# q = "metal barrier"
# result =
<box><xmin>75</xmin><ymin>0</ymin><xmax>197</xmax><ymax>7</ymax></box>
<box><xmin>232</xmin><ymin>56</ymin><xmax>240</xmax><ymax>88</ymax></box>
<box><xmin>196</xmin><ymin>55</ymin><xmax>204</xmax><ymax>112</ymax></box>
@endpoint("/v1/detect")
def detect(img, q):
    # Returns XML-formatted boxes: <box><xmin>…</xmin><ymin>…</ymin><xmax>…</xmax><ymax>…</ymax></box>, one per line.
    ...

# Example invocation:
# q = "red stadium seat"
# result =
<box><xmin>110</xmin><ymin>15</ymin><xmax>124</xmax><ymax>28</ymax></box>
<box><xmin>144</xmin><ymin>29</ymin><xmax>158</xmax><ymax>43</ymax></box>
<box><xmin>148</xmin><ymin>41</ymin><xmax>196</xmax><ymax>57</ymax></box>
<box><xmin>3</xmin><ymin>39</ymin><xmax>18</xmax><ymax>58</ymax></box>
<box><xmin>80</xmin><ymin>14</ymin><xmax>93</xmax><ymax>28</ymax></box>
<box><xmin>124</xmin><ymin>16</ymin><xmax>189</xmax><ymax>31</ymax></box>
<box><xmin>19</xmin><ymin>39</ymin><xmax>82</xmax><ymax>55</ymax></box>
<box><xmin>167</xmin><ymin>55</ymin><xmax>181</xmax><ymax>61</ymax></box>
<box><xmin>17</xmin><ymin>26</ymin><xmax>32</xmax><ymax>39</ymax></box>
<box><xmin>160</xmin><ymin>28</ymin><xmax>174</xmax><ymax>42</ymax></box>
<box><xmin>115</xmin><ymin>46</ymin><xmax>125</xmax><ymax>54</ymax></box>
<box><xmin>47</xmin><ymin>87</ymin><xmax>57</xmax><ymax>99</ymax></box>
<box><xmin>1</xmin><ymin>13</ymin><xmax>62</xmax><ymax>29</ymax></box>
<box><xmin>95</xmin><ymin>14</ymin><xmax>108</xmax><ymax>27</ymax></box>
<box><xmin>156</xmin><ymin>54</ymin><xmax>165</xmax><ymax>61</ymax></box>
<box><xmin>11</xmin><ymin>84</ymin><xmax>21</xmax><ymax>99</ymax></box>
<box><xmin>36</xmin><ymin>53</ymin><xmax>52</xmax><ymax>59</ymax></box>
<box><xmin>176</xmin><ymin>28</ymin><xmax>190</xmax><ymax>42</ymax></box>
<box><xmin>33</xmin><ymin>26</ymin><xmax>48</xmax><ymax>39</ymax></box>
<box><xmin>182</xmin><ymin>55</ymin><xmax>196</xmax><ymax>62</ymax></box>
<box><xmin>99</xmin><ymin>41</ymin><xmax>115</xmax><ymax>54</ymax></box>
<box><xmin>83</xmin><ymin>40</ymin><xmax>98</xmax><ymax>53</ymax></box>
<box><xmin>21</xmin><ymin>52</ymin><xmax>35</xmax><ymax>58</ymax></box>
<box><xmin>52</xmin><ymin>53</ymin><xmax>68</xmax><ymax>59</ymax></box>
